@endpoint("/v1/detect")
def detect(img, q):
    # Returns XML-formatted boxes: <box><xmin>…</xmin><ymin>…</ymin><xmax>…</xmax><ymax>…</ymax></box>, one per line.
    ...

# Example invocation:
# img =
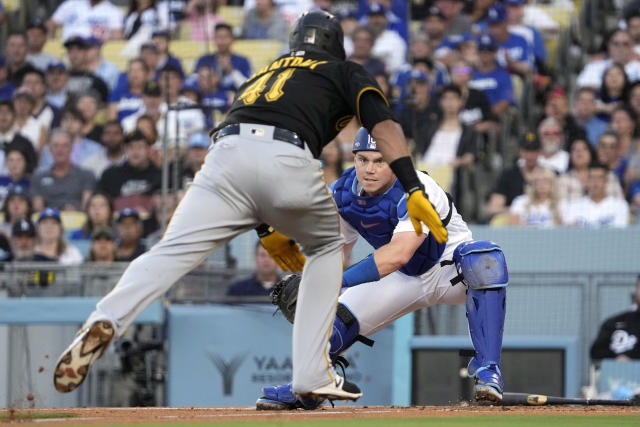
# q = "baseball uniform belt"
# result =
<box><xmin>213</xmin><ymin>124</ymin><xmax>305</xmax><ymax>149</ymax></box>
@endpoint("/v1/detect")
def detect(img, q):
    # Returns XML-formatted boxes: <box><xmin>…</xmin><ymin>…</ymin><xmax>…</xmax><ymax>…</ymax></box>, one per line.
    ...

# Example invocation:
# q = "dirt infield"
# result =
<box><xmin>2</xmin><ymin>405</ymin><xmax>640</xmax><ymax>425</ymax></box>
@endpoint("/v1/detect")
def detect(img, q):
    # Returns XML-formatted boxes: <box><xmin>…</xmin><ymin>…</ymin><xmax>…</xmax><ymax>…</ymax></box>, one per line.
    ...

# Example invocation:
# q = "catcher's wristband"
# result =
<box><xmin>255</xmin><ymin>223</ymin><xmax>274</xmax><ymax>238</ymax></box>
<box><xmin>389</xmin><ymin>156</ymin><xmax>423</xmax><ymax>195</ymax></box>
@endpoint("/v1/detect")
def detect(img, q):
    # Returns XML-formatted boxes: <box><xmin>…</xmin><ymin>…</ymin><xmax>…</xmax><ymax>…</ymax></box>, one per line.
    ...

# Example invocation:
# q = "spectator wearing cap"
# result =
<box><xmin>572</xmin><ymin>87</ymin><xmax>608</xmax><ymax>147</ymax></box>
<box><xmin>25</xmin><ymin>20</ymin><xmax>58</xmax><ymax>72</ymax></box>
<box><xmin>196</xmin><ymin>65</ymin><xmax>232</xmax><ymax>129</ymax></box>
<box><xmin>107</xmin><ymin>58</ymin><xmax>148</xmax><ymax>122</ymax></box>
<box><xmin>97</xmin><ymin>129</ymin><xmax>161</xmax><ymax>214</ymax></box>
<box><xmin>365</xmin><ymin>3</ymin><xmax>407</xmax><ymax>75</ymax></box>
<box><xmin>139</xmin><ymin>41</ymin><xmax>161</xmax><ymax>81</ymax></box>
<box><xmin>157</xmin><ymin>64</ymin><xmax>205</xmax><ymax>150</ymax></box>
<box><xmin>506</xmin><ymin>0</ymin><xmax>547</xmax><ymax>70</ymax></box>
<box><xmin>0</xmin><ymin>55</ymin><xmax>15</xmax><ymax>101</ymax></box>
<box><xmin>48</xmin><ymin>0</ymin><xmax>124</xmax><ymax>42</ymax></box>
<box><xmin>0</xmin><ymin>184</ymin><xmax>32</xmax><ymax>236</ymax></box>
<box><xmin>6</xmin><ymin>33</ymin><xmax>30</xmax><ymax>87</ymax></box>
<box><xmin>398</xmin><ymin>70</ymin><xmax>440</xmax><ymax>143</ymax></box>
<box><xmin>468</xmin><ymin>34</ymin><xmax>515</xmax><ymax>116</ymax></box>
<box><xmin>124</xmin><ymin>0</ymin><xmax>160</xmax><ymax>41</ymax></box>
<box><xmin>194</xmin><ymin>23</ymin><xmax>252</xmax><ymax>93</ymax></box>
<box><xmin>422</xmin><ymin>6</ymin><xmax>447</xmax><ymax>52</ymax></box>
<box><xmin>115</xmin><ymin>208</ymin><xmax>146</xmax><ymax>261</ymax></box>
<box><xmin>86</xmin><ymin>226</ymin><xmax>117</xmax><ymax>262</ymax></box>
<box><xmin>21</xmin><ymin>67</ymin><xmax>61</xmax><ymax>133</ymax></box>
<box><xmin>31</xmin><ymin>129</ymin><xmax>96</xmax><ymax>212</ymax></box>
<box><xmin>11</xmin><ymin>219</ymin><xmax>38</xmax><ymax>261</ymax></box>
<box><xmin>121</xmin><ymin>81</ymin><xmax>162</xmax><ymax>133</ymax></box>
<box><xmin>185</xmin><ymin>0</ymin><xmax>224</xmax><ymax>42</ymax></box>
<box><xmin>85</xmin><ymin>36</ymin><xmax>120</xmax><ymax>92</ymax></box>
<box><xmin>152</xmin><ymin>30</ymin><xmax>185</xmax><ymax>80</ymax></box>
<box><xmin>577</xmin><ymin>29</ymin><xmax>640</xmax><ymax>89</ymax></box>
<box><xmin>434</xmin><ymin>0</ymin><xmax>472</xmax><ymax>37</ymax></box>
<box><xmin>0</xmin><ymin>100</ymin><xmax>37</xmax><ymax>174</ymax></box>
<box><xmin>45</xmin><ymin>62</ymin><xmax>69</xmax><ymax>109</ymax></box>
<box><xmin>175</xmin><ymin>132</ymin><xmax>210</xmax><ymax>188</ymax></box>
<box><xmin>348</xmin><ymin>26</ymin><xmax>386</xmax><ymax>77</ymax></box>
<box><xmin>34</xmin><ymin>207</ymin><xmax>84</xmax><ymax>264</ymax></box>
<box><xmin>485</xmin><ymin>3</ymin><xmax>534</xmax><ymax>77</ymax></box>
<box><xmin>12</xmin><ymin>87</ymin><xmax>46</xmax><ymax>151</ymax></box>
<box><xmin>0</xmin><ymin>147</ymin><xmax>31</xmax><ymax>203</ymax></box>
<box><xmin>64</xmin><ymin>36</ymin><xmax>109</xmax><ymax>103</ymax></box>
<box><xmin>241</xmin><ymin>0</ymin><xmax>289</xmax><ymax>44</ymax></box>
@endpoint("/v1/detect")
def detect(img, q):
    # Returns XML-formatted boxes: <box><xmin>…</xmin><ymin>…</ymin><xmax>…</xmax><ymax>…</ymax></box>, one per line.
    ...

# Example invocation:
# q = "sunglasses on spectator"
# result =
<box><xmin>452</xmin><ymin>66</ymin><xmax>472</xmax><ymax>74</ymax></box>
<box><xmin>542</xmin><ymin>130</ymin><xmax>561</xmax><ymax>137</ymax></box>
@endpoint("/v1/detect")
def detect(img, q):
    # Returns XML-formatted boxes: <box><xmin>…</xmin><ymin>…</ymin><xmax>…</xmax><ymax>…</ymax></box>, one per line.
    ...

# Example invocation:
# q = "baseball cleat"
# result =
<box><xmin>467</xmin><ymin>356</ymin><xmax>482</xmax><ymax>378</ymax></box>
<box><xmin>473</xmin><ymin>365</ymin><xmax>503</xmax><ymax>403</ymax></box>
<box><xmin>53</xmin><ymin>320</ymin><xmax>114</xmax><ymax>393</ymax></box>
<box><xmin>256</xmin><ymin>383</ymin><xmax>325</xmax><ymax>410</ymax></box>
<box><xmin>307</xmin><ymin>374</ymin><xmax>362</xmax><ymax>401</ymax></box>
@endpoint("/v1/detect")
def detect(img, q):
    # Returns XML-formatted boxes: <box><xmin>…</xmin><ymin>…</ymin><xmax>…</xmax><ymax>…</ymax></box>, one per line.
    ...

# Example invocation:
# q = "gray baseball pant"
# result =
<box><xmin>85</xmin><ymin>123</ymin><xmax>344</xmax><ymax>392</ymax></box>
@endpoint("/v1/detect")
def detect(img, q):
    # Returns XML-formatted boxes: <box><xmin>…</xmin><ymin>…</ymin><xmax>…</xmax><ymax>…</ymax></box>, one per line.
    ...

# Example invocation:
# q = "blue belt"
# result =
<box><xmin>212</xmin><ymin>124</ymin><xmax>305</xmax><ymax>149</ymax></box>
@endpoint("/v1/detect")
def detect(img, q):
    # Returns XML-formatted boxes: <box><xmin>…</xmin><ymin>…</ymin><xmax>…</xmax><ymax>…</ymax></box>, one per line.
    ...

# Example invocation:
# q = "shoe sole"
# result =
<box><xmin>475</xmin><ymin>384</ymin><xmax>503</xmax><ymax>404</ymax></box>
<box><xmin>307</xmin><ymin>385</ymin><xmax>362</xmax><ymax>402</ymax></box>
<box><xmin>256</xmin><ymin>397</ymin><xmax>298</xmax><ymax>410</ymax></box>
<box><xmin>53</xmin><ymin>321</ymin><xmax>114</xmax><ymax>393</ymax></box>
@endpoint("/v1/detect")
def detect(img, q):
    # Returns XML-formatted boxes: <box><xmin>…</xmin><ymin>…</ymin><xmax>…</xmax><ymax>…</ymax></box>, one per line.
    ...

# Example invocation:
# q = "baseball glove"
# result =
<box><xmin>270</xmin><ymin>273</ymin><xmax>301</xmax><ymax>324</ymax></box>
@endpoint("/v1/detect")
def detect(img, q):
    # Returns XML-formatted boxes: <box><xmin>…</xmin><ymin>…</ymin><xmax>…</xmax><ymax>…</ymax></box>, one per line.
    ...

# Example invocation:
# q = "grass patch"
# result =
<box><xmin>0</xmin><ymin>411</ymin><xmax>76</xmax><ymax>421</ymax></box>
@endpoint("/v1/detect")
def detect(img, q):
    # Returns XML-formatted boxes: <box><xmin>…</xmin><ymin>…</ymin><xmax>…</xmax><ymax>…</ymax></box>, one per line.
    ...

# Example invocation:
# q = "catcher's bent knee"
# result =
<box><xmin>453</xmin><ymin>240</ymin><xmax>508</xmax><ymax>290</ymax></box>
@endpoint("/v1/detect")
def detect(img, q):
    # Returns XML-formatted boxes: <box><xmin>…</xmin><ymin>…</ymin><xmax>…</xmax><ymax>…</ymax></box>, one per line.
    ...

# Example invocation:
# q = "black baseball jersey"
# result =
<box><xmin>218</xmin><ymin>50</ymin><xmax>389</xmax><ymax>158</ymax></box>
<box><xmin>590</xmin><ymin>310</ymin><xmax>640</xmax><ymax>360</ymax></box>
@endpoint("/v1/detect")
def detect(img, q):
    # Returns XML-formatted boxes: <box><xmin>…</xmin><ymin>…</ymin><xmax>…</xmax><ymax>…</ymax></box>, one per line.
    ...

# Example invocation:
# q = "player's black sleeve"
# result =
<box><xmin>359</xmin><ymin>91</ymin><xmax>396</xmax><ymax>131</ymax></box>
<box><xmin>590</xmin><ymin>317</ymin><xmax>617</xmax><ymax>360</ymax></box>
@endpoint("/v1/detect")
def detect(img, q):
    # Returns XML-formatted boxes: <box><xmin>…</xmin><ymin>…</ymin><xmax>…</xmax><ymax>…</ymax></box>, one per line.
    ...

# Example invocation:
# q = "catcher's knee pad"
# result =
<box><xmin>454</xmin><ymin>240</ymin><xmax>507</xmax><ymax>367</ymax></box>
<box><xmin>329</xmin><ymin>304</ymin><xmax>361</xmax><ymax>358</ymax></box>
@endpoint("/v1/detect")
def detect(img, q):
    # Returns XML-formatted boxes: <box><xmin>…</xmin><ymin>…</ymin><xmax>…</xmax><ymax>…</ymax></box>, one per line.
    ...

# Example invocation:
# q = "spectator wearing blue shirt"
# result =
<box><xmin>195</xmin><ymin>65</ymin><xmax>232</xmax><ymax>129</ymax></box>
<box><xmin>392</xmin><ymin>57</ymin><xmax>449</xmax><ymax>114</ymax></box>
<box><xmin>0</xmin><ymin>56</ymin><xmax>15</xmax><ymax>101</ymax></box>
<box><xmin>486</xmin><ymin>3</ymin><xmax>533</xmax><ymax>77</ymax></box>
<box><xmin>194</xmin><ymin>23</ymin><xmax>251</xmax><ymax>93</ymax></box>
<box><xmin>107</xmin><ymin>58</ymin><xmax>148</xmax><ymax>123</ymax></box>
<box><xmin>469</xmin><ymin>34</ymin><xmax>515</xmax><ymax>116</ymax></box>
<box><xmin>573</xmin><ymin>87</ymin><xmax>608</xmax><ymax>147</ymax></box>
<box><xmin>505</xmin><ymin>0</ymin><xmax>547</xmax><ymax>65</ymax></box>
<box><xmin>45</xmin><ymin>62</ymin><xmax>68</xmax><ymax>109</ymax></box>
<box><xmin>152</xmin><ymin>30</ymin><xmax>184</xmax><ymax>79</ymax></box>
<box><xmin>227</xmin><ymin>241</ymin><xmax>280</xmax><ymax>297</ymax></box>
<box><xmin>85</xmin><ymin>36</ymin><xmax>120</xmax><ymax>92</ymax></box>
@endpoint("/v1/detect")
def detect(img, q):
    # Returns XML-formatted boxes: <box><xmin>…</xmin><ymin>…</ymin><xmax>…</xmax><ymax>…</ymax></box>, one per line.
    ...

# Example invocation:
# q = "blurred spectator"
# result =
<box><xmin>537</xmin><ymin>117</ymin><xmax>569</xmax><ymax>174</ymax></box>
<box><xmin>320</xmin><ymin>139</ymin><xmax>343</xmax><ymax>185</ymax></box>
<box><xmin>171</xmin><ymin>132</ymin><xmax>209</xmax><ymax>189</ymax></box>
<box><xmin>157</xmin><ymin>0</ymin><xmax>188</xmax><ymax>31</ymax></box>
<box><xmin>85</xmin><ymin>36</ymin><xmax>120</xmax><ymax>92</ymax></box>
<box><xmin>521</xmin><ymin>0</ymin><xmax>560</xmax><ymax>36</ymax></box>
<box><xmin>0</xmin><ymin>56</ymin><xmax>15</xmax><ymax>101</ymax></box>
<box><xmin>399</xmin><ymin>70</ymin><xmax>439</xmax><ymax>144</ymax></box>
<box><xmin>435</xmin><ymin>0</ymin><xmax>471</xmax><ymax>37</ymax></box>
<box><xmin>122</xmin><ymin>82</ymin><xmax>162</xmax><ymax>133</ymax></box>
<box><xmin>542</xmin><ymin>87</ymin><xmax>585</xmax><ymax>151</ymax></box>
<box><xmin>25</xmin><ymin>19</ymin><xmax>58</xmax><ymax>72</ymax></box>
<box><xmin>577</xmin><ymin>29</ymin><xmax>640</xmax><ymax>89</ymax></box>
<box><xmin>573</xmin><ymin>88</ymin><xmax>608</xmax><ymax>147</ymax></box>
<box><xmin>241</xmin><ymin>0</ymin><xmax>289</xmax><ymax>43</ymax></box>
<box><xmin>151</xmin><ymin>30</ymin><xmax>184</xmax><ymax>79</ymax></box>
<box><xmin>108</xmin><ymin>58</ymin><xmax>148</xmax><ymax>122</ymax></box>
<box><xmin>561</xmin><ymin>162</ymin><xmax>629</xmax><ymax>228</ymax></box>
<box><xmin>506</xmin><ymin>0</ymin><xmax>547</xmax><ymax>71</ymax></box>
<box><xmin>115</xmin><ymin>208</ymin><xmax>146</xmax><ymax>261</ymax></box>
<box><xmin>124</xmin><ymin>0</ymin><xmax>160</xmax><ymax>41</ymax></box>
<box><xmin>97</xmin><ymin>130</ymin><xmax>161</xmax><ymax>214</ymax></box>
<box><xmin>227</xmin><ymin>242</ymin><xmax>279</xmax><ymax>296</ymax></box>
<box><xmin>77</xmin><ymin>92</ymin><xmax>103</xmax><ymax>142</ymax></box>
<box><xmin>185</xmin><ymin>0</ymin><xmax>224</xmax><ymax>42</ymax></box>
<box><xmin>558</xmin><ymin>138</ymin><xmax>624</xmax><ymax>202</ymax></box>
<box><xmin>596</xmin><ymin>131</ymin><xmax>628</xmax><ymax>188</ymax></box>
<box><xmin>449</xmin><ymin>58</ymin><xmax>495</xmax><ymax>133</ymax></box>
<box><xmin>87</xmin><ymin>120</ymin><xmax>126</xmax><ymax>176</ymax></box>
<box><xmin>6</xmin><ymin>33</ymin><xmax>30</xmax><ymax>86</ymax></box>
<box><xmin>0</xmin><ymin>147</ymin><xmax>32</xmax><ymax>201</ymax></box>
<box><xmin>64</xmin><ymin>36</ymin><xmax>109</xmax><ymax>103</ymax></box>
<box><xmin>509</xmin><ymin>166</ymin><xmax>560</xmax><ymax>228</ymax></box>
<box><xmin>423</xmin><ymin>6</ymin><xmax>446</xmax><ymax>53</ymax></box>
<box><xmin>135</xmin><ymin>115</ymin><xmax>160</xmax><ymax>148</ymax></box>
<box><xmin>0</xmin><ymin>100</ymin><xmax>38</xmax><ymax>173</ymax></box>
<box><xmin>45</xmin><ymin>62</ymin><xmax>69</xmax><ymax>109</ymax></box>
<box><xmin>486</xmin><ymin>132</ymin><xmax>541</xmax><ymax>219</ymax></box>
<box><xmin>348</xmin><ymin>26</ymin><xmax>386</xmax><ymax>77</ymax></box>
<box><xmin>609</xmin><ymin>107</ymin><xmax>637</xmax><ymax>158</ymax></box>
<box><xmin>0</xmin><ymin>184</ymin><xmax>32</xmax><ymax>236</ymax></box>
<box><xmin>12</xmin><ymin>88</ymin><xmax>46</xmax><ymax>151</ymax></box>
<box><xmin>139</xmin><ymin>41</ymin><xmax>161</xmax><ymax>81</ymax></box>
<box><xmin>34</xmin><ymin>207</ymin><xmax>84</xmax><ymax>264</ymax></box>
<box><xmin>70</xmin><ymin>190</ymin><xmax>114</xmax><ymax>240</ymax></box>
<box><xmin>196</xmin><ymin>66</ymin><xmax>232</xmax><ymax>128</ymax></box>
<box><xmin>338</xmin><ymin>9</ymin><xmax>359</xmax><ymax>58</ymax></box>
<box><xmin>469</xmin><ymin>34</ymin><xmax>514</xmax><ymax>116</ymax></box>
<box><xmin>48</xmin><ymin>0</ymin><xmax>125</xmax><ymax>42</ymax></box>
<box><xmin>39</xmin><ymin>107</ymin><xmax>106</xmax><ymax>175</ymax></box>
<box><xmin>626</xmin><ymin>12</ymin><xmax>640</xmax><ymax>57</ymax></box>
<box><xmin>596</xmin><ymin>63</ymin><xmax>630</xmax><ymax>121</ymax></box>
<box><xmin>156</xmin><ymin>64</ymin><xmax>205</xmax><ymax>150</ymax></box>
<box><xmin>468</xmin><ymin>0</ymin><xmax>493</xmax><ymax>28</ymax></box>
<box><xmin>591</xmin><ymin>275</ymin><xmax>640</xmax><ymax>360</ymax></box>
<box><xmin>486</xmin><ymin>3</ymin><xmax>534</xmax><ymax>77</ymax></box>
<box><xmin>22</xmin><ymin>67</ymin><xmax>60</xmax><ymax>133</ymax></box>
<box><xmin>194</xmin><ymin>24</ymin><xmax>252</xmax><ymax>93</ymax></box>
<box><xmin>11</xmin><ymin>219</ymin><xmax>38</xmax><ymax>261</ymax></box>
<box><xmin>365</xmin><ymin>3</ymin><xmax>407</xmax><ymax>75</ymax></box>
<box><xmin>86</xmin><ymin>226</ymin><xmax>117</xmax><ymax>262</ymax></box>
<box><xmin>142</xmin><ymin>189</ymin><xmax>179</xmax><ymax>244</ymax></box>
<box><xmin>31</xmin><ymin>129</ymin><xmax>96</xmax><ymax>211</ymax></box>
<box><xmin>626</xmin><ymin>137</ymin><xmax>640</xmax><ymax>217</ymax></box>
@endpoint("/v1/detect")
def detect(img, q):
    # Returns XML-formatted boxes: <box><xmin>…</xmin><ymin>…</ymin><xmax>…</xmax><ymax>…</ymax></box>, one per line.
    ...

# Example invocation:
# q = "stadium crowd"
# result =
<box><xmin>0</xmin><ymin>0</ymin><xmax>638</xmax><ymax>265</ymax></box>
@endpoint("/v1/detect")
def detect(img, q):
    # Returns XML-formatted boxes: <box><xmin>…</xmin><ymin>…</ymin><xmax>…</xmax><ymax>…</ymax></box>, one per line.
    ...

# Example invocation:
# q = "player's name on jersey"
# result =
<box><xmin>249</xmin><ymin>57</ymin><xmax>328</xmax><ymax>81</ymax></box>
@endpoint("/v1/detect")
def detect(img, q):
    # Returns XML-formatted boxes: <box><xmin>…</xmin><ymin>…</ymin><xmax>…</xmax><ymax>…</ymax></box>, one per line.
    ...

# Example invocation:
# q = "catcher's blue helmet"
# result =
<box><xmin>352</xmin><ymin>128</ymin><xmax>378</xmax><ymax>153</ymax></box>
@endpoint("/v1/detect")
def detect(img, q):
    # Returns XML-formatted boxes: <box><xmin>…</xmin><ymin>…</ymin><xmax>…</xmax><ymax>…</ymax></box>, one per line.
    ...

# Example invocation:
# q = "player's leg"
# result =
<box><xmin>453</xmin><ymin>240</ymin><xmax>508</xmax><ymax>402</ymax></box>
<box><xmin>54</xmin><ymin>139</ymin><xmax>259</xmax><ymax>393</ymax></box>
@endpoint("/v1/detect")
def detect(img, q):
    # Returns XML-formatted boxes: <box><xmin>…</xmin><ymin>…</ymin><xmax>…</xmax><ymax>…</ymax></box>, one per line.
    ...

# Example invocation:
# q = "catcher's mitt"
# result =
<box><xmin>270</xmin><ymin>273</ymin><xmax>301</xmax><ymax>324</ymax></box>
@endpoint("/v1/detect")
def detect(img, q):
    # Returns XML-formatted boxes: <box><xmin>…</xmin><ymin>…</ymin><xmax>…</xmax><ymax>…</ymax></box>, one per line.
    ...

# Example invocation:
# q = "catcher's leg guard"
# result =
<box><xmin>329</xmin><ymin>303</ymin><xmax>373</xmax><ymax>358</ymax></box>
<box><xmin>454</xmin><ymin>240</ymin><xmax>508</xmax><ymax>402</ymax></box>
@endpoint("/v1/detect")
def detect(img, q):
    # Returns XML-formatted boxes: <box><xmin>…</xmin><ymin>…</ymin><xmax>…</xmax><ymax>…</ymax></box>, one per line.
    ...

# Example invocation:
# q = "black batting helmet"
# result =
<box><xmin>289</xmin><ymin>10</ymin><xmax>346</xmax><ymax>60</ymax></box>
